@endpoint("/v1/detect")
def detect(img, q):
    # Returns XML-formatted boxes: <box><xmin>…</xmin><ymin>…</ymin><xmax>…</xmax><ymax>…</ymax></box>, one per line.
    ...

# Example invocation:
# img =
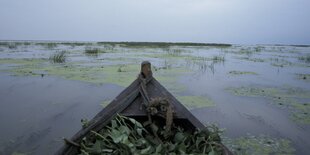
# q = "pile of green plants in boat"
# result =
<box><xmin>79</xmin><ymin>115</ymin><xmax>225</xmax><ymax>155</ymax></box>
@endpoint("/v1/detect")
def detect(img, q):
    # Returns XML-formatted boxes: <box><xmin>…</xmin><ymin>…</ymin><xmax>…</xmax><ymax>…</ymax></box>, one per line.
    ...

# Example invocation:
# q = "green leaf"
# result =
<box><xmin>124</xmin><ymin>116</ymin><xmax>143</xmax><ymax>128</ymax></box>
<box><xmin>109</xmin><ymin>129</ymin><xmax>123</xmax><ymax>143</ymax></box>
<box><xmin>155</xmin><ymin>144</ymin><xmax>163</xmax><ymax>153</ymax></box>
<box><xmin>91</xmin><ymin>141</ymin><xmax>101</xmax><ymax>153</ymax></box>
<box><xmin>111</xmin><ymin>120</ymin><xmax>117</xmax><ymax>128</ymax></box>
<box><xmin>174</xmin><ymin>132</ymin><xmax>185</xmax><ymax>143</ymax></box>
<box><xmin>196</xmin><ymin>137</ymin><xmax>204</xmax><ymax>149</ymax></box>
<box><xmin>208</xmin><ymin>150</ymin><xmax>215</xmax><ymax>155</ymax></box>
<box><xmin>169</xmin><ymin>143</ymin><xmax>176</xmax><ymax>151</ymax></box>
<box><xmin>137</xmin><ymin>128</ymin><xmax>143</xmax><ymax>136</ymax></box>
<box><xmin>141</xmin><ymin>146</ymin><xmax>152</xmax><ymax>154</ymax></box>
<box><xmin>119</xmin><ymin>125</ymin><xmax>131</xmax><ymax>135</ymax></box>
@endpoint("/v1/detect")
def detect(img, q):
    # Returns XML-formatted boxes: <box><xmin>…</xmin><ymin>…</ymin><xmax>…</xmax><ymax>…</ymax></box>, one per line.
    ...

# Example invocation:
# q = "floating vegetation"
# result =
<box><xmin>0</xmin><ymin>58</ymin><xmax>191</xmax><ymax>90</ymax></box>
<box><xmin>79</xmin><ymin>114</ymin><xmax>225</xmax><ymax>155</ymax></box>
<box><xmin>270</xmin><ymin>58</ymin><xmax>293</xmax><ymax>67</ymax></box>
<box><xmin>237</xmin><ymin>57</ymin><xmax>265</xmax><ymax>62</ymax></box>
<box><xmin>237</xmin><ymin>48</ymin><xmax>255</xmax><ymax>56</ymax></box>
<box><xmin>227</xmin><ymin>86</ymin><xmax>310</xmax><ymax>124</ymax></box>
<box><xmin>296</xmin><ymin>74</ymin><xmax>310</xmax><ymax>82</ymax></box>
<box><xmin>291</xmin><ymin>102</ymin><xmax>310</xmax><ymax>124</ymax></box>
<box><xmin>222</xmin><ymin>134</ymin><xmax>295</xmax><ymax>155</ymax></box>
<box><xmin>49</xmin><ymin>51</ymin><xmax>66</xmax><ymax>63</ymax></box>
<box><xmin>228</xmin><ymin>71</ymin><xmax>258</xmax><ymax>75</ymax></box>
<box><xmin>0</xmin><ymin>58</ymin><xmax>45</xmax><ymax>66</ymax></box>
<box><xmin>176</xmin><ymin>96</ymin><xmax>214</xmax><ymax>109</ymax></box>
<box><xmin>42</xmin><ymin>64</ymin><xmax>139</xmax><ymax>87</ymax></box>
<box><xmin>0</xmin><ymin>58</ymin><xmax>47</xmax><ymax>77</ymax></box>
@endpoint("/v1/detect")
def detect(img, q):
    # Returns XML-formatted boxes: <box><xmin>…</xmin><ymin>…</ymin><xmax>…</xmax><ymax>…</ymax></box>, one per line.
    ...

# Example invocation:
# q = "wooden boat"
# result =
<box><xmin>56</xmin><ymin>61</ymin><xmax>232</xmax><ymax>155</ymax></box>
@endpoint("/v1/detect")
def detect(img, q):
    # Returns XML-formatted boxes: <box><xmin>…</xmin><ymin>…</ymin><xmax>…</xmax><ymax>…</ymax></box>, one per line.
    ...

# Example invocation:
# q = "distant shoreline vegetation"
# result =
<box><xmin>97</xmin><ymin>42</ymin><xmax>232</xmax><ymax>47</ymax></box>
<box><xmin>0</xmin><ymin>41</ymin><xmax>232</xmax><ymax>47</ymax></box>
<box><xmin>1</xmin><ymin>41</ymin><xmax>310</xmax><ymax>47</ymax></box>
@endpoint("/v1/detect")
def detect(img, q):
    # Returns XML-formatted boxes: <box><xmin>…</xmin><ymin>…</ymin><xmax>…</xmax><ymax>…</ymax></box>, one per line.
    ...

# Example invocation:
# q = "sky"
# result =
<box><xmin>0</xmin><ymin>0</ymin><xmax>309</xmax><ymax>44</ymax></box>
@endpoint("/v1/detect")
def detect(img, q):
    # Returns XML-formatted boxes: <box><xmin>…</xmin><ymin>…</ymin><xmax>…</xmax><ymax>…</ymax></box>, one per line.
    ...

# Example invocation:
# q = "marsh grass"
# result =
<box><xmin>165</xmin><ymin>48</ymin><xmax>183</xmax><ymax>56</ymax></box>
<box><xmin>103</xmin><ymin>44</ymin><xmax>115</xmax><ymax>50</ymax></box>
<box><xmin>37</xmin><ymin>42</ymin><xmax>58</xmax><ymax>49</ymax></box>
<box><xmin>298</xmin><ymin>55</ymin><xmax>310</xmax><ymax>63</ymax></box>
<box><xmin>211</xmin><ymin>55</ymin><xmax>225</xmax><ymax>63</ymax></box>
<box><xmin>85</xmin><ymin>47</ymin><xmax>106</xmax><ymax>56</ymax></box>
<box><xmin>49</xmin><ymin>51</ymin><xmax>66</xmax><ymax>63</ymax></box>
<box><xmin>296</xmin><ymin>74</ymin><xmax>310</xmax><ymax>81</ymax></box>
<box><xmin>237</xmin><ymin>47</ymin><xmax>262</xmax><ymax>56</ymax></box>
<box><xmin>0</xmin><ymin>42</ymin><xmax>20</xmax><ymax>49</ymax></box>
<box><xmin>61</xmin><ymin>42</ymin><xmax>92</xmax><ymax>46</ymax></box>
<box><xmin>8</xmin><ymin>43</ymin><xmax>18</xmax><ymax>49</ymax></box>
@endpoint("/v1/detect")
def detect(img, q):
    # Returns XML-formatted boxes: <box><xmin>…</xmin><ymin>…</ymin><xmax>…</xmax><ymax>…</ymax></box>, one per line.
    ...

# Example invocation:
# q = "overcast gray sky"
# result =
<box><xmin>0</xmin><ymin>0</ymin><xmax>309</xmax><ymax>44</ymax></box>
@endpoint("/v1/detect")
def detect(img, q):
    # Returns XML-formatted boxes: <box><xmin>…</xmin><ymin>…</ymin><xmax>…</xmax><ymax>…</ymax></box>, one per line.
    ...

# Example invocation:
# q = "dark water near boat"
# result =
<box><xmin>0</xmin><ymin>73</ymin><xmax>122</xmax><ymax>155</ymax></box>
<box><xmin>0</xmin><ymin>42</ymin><xmax>309</xmax><ymax>154</ymax></box>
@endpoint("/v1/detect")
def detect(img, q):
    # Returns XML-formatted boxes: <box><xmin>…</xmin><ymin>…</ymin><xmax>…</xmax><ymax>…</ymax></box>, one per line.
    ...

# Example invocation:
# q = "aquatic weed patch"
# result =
<box><xmin>153</xmin><ymin>66</ymin><xmax>192</xmax><ymax>94</ymax></box>
<box><xmin>176</xmin><ymin>96</ymin><xmax>215</xmax><ymax>109</ymax></box>
<box><xmin>236</xmin><ymin>56</ymin><xmax>266</xmax><ymax>63</ymax></box>
<box><xmin>227</xmin><ymin>86</ymin><xmax>310</xmax><ymax>124</ymax></box>
<box><xmin>228</xmin><ymin>71</ymin><xmax>258</xmax><ymax>76</ymax></box>
<box><xmin>0</xmin><ymin>57</ymin><xmax>192</xmax><ymax>90</ymax></box>
<box><xmin>296</xmin><ymin>73</ymin><xmax>310</xmax><ymax>82</ymax></box>
<box><xmin>37</xmin><ymin>64</ymin><xmax>139</xmax><ymax>86</ymax></box>
<box><xmin>0</xmin><ymin>58</ymin><xmax>47</xmax><ymax>76</ymax></box>
<box><xmin>222</xmin><ymin>134</ymin><xmax>295</xmax><ymax>155</ymax></box>
<box><xmin>298</xmin><ymin>55</ymin><xmax>310</xmax><ymax>63</ymax></box>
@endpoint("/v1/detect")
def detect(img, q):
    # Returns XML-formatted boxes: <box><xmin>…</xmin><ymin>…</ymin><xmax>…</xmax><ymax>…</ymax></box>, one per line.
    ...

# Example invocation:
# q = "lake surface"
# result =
<box><xmin>0</xmin><ymin>42</ymin><xmax>309</xmax><ymax>155</ymax></box>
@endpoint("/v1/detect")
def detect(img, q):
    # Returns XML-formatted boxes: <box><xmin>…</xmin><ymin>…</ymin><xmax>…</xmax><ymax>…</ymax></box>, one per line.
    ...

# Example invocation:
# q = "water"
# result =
<box><xmin>0</xmin><ymin>73</ymin><xmax>123</xmax><ymax>154</ymax></box>
<box><xmin>0</xmin><ymin>42</ymin><xmax>309</xmax><ymax>154</ymax></box>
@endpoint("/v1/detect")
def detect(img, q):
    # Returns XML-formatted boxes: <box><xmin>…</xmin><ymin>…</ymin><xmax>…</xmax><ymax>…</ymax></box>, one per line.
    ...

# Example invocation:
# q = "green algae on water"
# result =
<box><xmin>227</xmin><ymin>86</ymin><xmax>310</xmax><ymax>124</ymax></box>
<box><xmin>176</xmin><ymin>95</ymin><xmax>215</xmax><ymax>109</ymax></box>
<box><xmin>228</xmin><ymin>71</ymin><xmax>258</xmax><ymax>75</ymax></box>
<box><xmin>296</xmin><ymin>74</ymin><xmax>310</xmax><ymax>82</ymax></box>
<box><xmin>222</xmin><ymin>134</ymin><xmax>295</xmax><ymax>155</ymax></box>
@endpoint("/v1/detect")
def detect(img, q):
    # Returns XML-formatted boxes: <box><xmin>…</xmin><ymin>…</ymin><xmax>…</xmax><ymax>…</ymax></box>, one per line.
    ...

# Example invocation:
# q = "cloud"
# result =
<box><xmin>0</xmin><ymin>0</ymin><xmax>309</xmax><ymax>44</ymax></box>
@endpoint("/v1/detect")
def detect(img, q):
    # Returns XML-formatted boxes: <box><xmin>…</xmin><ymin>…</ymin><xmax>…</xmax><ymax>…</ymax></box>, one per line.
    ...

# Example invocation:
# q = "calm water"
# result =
<box><xmin>0</xmin><ymin>42</ymin><xmax>309</xmax><ymax>155</ymax></box>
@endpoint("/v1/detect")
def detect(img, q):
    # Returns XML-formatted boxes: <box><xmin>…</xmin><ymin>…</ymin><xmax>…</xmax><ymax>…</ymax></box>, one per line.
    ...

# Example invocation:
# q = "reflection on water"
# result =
<box><xmin>0</xmin><ymin>73</ymin><xmax>123</xmax><ymax>155</ymax></box>
<box><xmin>0</xmin><ymin>42</ymin><xmax>309</xmax><ymax>154</ymax></box>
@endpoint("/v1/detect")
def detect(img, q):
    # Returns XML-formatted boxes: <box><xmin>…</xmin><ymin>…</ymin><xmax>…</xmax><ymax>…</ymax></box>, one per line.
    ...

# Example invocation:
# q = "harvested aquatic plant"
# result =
<box><xmin>79</xmin><ymin>114</ymin><xmax>225</xmax><ymax>155</ymax></box>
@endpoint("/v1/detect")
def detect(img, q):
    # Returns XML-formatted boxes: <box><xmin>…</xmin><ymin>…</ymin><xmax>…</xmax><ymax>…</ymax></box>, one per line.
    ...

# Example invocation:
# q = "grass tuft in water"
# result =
<box><xmin>85</xmin><ymin>47</ymin><xmax>106</xmax><ymax>56</ymax></box>
<box><xmin>49</xmin><ymin>51</ymin><xmax>66</xmax><ymax>63</ymax></box>
<box><xmin>228</xmin><ymin>71</ymin><xmax>258</xmax><ymax>75</ymax></box>
<box><xmin>296</xmin><ymin>74</ymin><xmax>310</xmax><ymax>82</ymax></box>
<box><xmin>211</xmin><ymin>55</ymin><xmax>225</xmax><ymax>63</ymax></box>
<box><xmin>298</xmin><ymin>55</ymin><xmax>310</xmax><ymax>63</ymax></box>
